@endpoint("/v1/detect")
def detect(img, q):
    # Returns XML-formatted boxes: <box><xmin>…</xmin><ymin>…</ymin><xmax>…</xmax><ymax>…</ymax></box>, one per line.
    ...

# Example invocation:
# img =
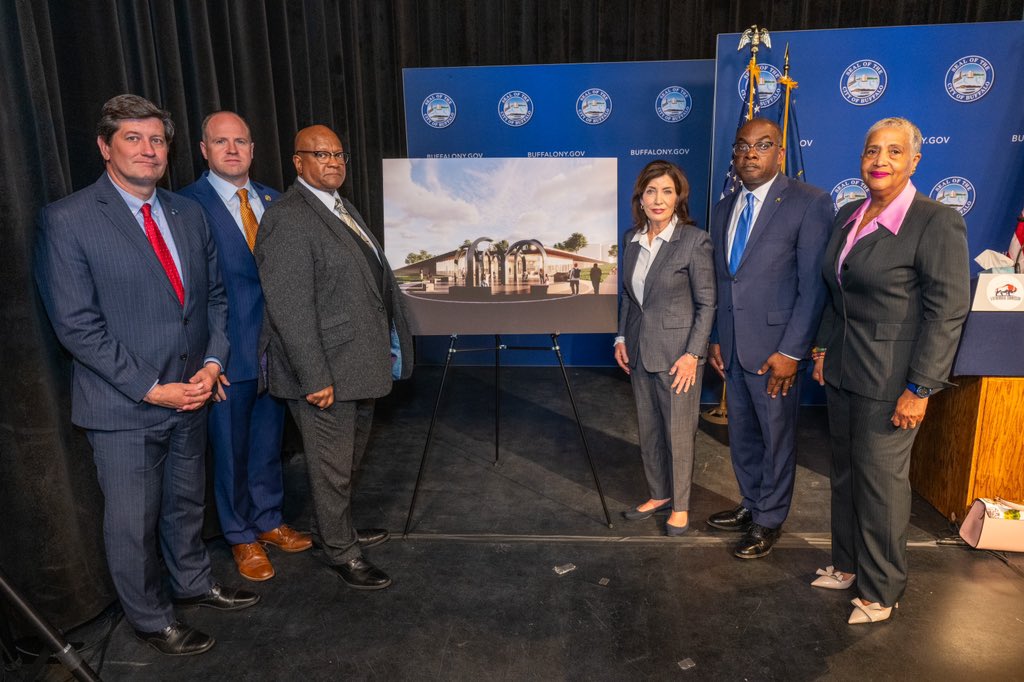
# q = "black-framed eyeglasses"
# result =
<box><xmin>732</xmin><ymin>141</ymin><xmax>776</xmax><ymax>155</ymax></box>
<box><xmin>296</xmin><ymin>150</ymin><xmax>351</xmax><ymax>163</ymax></box>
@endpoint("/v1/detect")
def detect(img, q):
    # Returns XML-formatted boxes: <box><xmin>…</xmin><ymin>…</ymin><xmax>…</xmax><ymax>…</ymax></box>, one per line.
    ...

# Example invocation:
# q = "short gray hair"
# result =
<box><xmin>865</xmin><ymin>117</ymin><xmax>922</xmax><ymax>155</ymax></box>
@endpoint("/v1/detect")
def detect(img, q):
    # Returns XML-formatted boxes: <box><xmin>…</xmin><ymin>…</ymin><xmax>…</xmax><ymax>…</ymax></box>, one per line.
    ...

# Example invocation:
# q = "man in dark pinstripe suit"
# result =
<box><xmin>35</xmin><ymin>95</ymin><xmax>258</xmax><ymax>656</ymax></box>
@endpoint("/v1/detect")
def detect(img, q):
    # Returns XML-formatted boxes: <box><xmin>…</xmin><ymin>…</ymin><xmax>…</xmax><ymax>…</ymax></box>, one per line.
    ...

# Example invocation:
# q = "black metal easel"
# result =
<box><xmin>403</xmin><ymin>333</ymin><xmax>614</xmax><ymax>535</ymax></box>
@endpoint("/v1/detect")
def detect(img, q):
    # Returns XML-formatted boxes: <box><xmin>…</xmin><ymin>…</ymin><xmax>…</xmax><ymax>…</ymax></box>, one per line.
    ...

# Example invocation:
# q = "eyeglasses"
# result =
<box><xmin>296</xmin><ymin>150</ymin><xmax>351</xmax><ymax>164</ymax></box>
<box><xmin>732</xmin><ymin>141</ymin><xmax>776</xmax><ymax>155</ymax></box>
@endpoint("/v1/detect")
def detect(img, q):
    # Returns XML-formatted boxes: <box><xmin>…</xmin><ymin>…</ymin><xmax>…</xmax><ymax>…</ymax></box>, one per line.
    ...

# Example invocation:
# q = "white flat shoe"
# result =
<box><xmin>848</xmin><ymin>599</ymin><xmax>897</xmax><ymax>624</ymax></box>
<box><xmin>811</xmin><ymin>566</ymin><xmax>856</xmax><ymax>590</ymax></box>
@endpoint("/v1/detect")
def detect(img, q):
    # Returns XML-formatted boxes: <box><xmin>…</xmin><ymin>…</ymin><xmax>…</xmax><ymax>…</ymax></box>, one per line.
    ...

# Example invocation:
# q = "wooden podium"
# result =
<box><xmin>910</xmin><ymin>376</ymin><xmax>1024</xmax><ymax>521</ymax></box>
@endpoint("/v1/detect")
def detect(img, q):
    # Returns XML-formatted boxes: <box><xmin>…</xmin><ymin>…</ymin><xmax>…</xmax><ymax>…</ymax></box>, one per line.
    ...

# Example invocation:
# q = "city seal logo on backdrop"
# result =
<box><xmin>831</xmin><ymin>178</ymin><xmax>869</xmax><ymax>212</ymax></box>
<box><xmin>655</xmin><ymin>86</ymin><xmax>692</xmax><ymax>123</ymax></box>
<box><xmin>840</xmin><ymin>60</ymin><xmax>887</xmax><ymax>106</ymax></box>
<box><xmin>577</xmin><ymin>88</ymin><xmax>612</xmax><ymax>125</ymax></box>
<box><xmin>422</xmin><ymin>93</ymin><xmax>456</xmax><ymax>129</ymax></box>
<box><xmin>499</xmin><ymin>91</ymin><xmax>534</xmax><ymax>127</ymax></box>
<box><xmin>737</xmin><ymin>64</ymin><xmax>783</xmax><ymax>108</ymax></box>
<box><xmin>945</xmin><ymin>56</ymin><xmax>994</xmax><ymax>102</ymax></box>
<box><xmin>930</xmin><ymin>177</ymin><xmax>976</xmax><ymax>215</ymax></box>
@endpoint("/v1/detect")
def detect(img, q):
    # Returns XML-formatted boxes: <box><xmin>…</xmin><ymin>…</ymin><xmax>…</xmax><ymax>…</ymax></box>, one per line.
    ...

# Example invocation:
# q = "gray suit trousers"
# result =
<box><xmin>631</xmin><ymin>363</ymin><xmax>704</xmax><ymax>511</ymax></box>
<box><xmin>288</xmin><ymin>397</ymin><xmax>375</xmax><ymax>565</ymax></box>
<box><xmin>826</xmin><ymin>385</ymin><xmax>917</xmax><ymax>607</ymax></box>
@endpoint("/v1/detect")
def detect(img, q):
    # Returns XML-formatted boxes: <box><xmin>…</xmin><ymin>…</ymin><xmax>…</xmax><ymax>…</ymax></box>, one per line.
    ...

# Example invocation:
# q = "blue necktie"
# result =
<box><xmin>729</xmin><ymin>193</ymin><xmax>755</xmax><ymax>275</ymax></box>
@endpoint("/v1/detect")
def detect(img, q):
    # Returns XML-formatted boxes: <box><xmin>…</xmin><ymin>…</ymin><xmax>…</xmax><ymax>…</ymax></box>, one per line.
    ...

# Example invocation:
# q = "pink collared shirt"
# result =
<box><xmin>836</xmin><ymin>180</ymin><xmax>917</xmax><ymax>280</ymax></box>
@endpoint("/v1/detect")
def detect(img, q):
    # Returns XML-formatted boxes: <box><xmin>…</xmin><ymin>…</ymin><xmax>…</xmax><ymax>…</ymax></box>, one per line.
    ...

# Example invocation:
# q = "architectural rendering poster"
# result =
<box><xmin>383</xmin><ymin>157</ymin><xmax>618</xmax><ymax>335</ymax></box>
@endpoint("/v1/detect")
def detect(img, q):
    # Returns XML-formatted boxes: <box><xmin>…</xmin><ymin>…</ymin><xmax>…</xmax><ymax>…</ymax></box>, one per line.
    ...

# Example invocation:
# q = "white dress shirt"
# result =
<box><xmin>725</xmin><ymin>172</ymin><xmax>779</xmax><ymax>256</ymax></box>
<box><xmin>614</xmin><ymin>216</ymin><xmax>678</xmax><ymax>347</ymax></box>
<box><xmin>297</xmin><ymin>177</ymin><xmax>379</xmax><ymax>260</ymax></box>
<box><xmin>205</xmin><ymin>170</ymin><xmax>265</xmax><ymax>238</ymax></box>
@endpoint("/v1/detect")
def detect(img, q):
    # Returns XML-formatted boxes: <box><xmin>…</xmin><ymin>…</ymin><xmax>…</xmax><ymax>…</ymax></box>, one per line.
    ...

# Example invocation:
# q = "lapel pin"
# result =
<box><xmin>170</xmin><ymin>208</ymin><xmax>178</xmax><ymax>215</ymax></box>
<box><xmin>775</xmin><ymin>197</ymin><xmax>781</xmax><ymax>203</ymax></box>
<box><xmin>264</xmin><ymin>194</ymin><xmax>272</xmax><ymax>202</ymax></box>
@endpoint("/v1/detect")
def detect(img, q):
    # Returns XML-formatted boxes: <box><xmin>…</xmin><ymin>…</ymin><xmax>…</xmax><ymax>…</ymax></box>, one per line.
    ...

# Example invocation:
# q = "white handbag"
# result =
<box><xmin>959</xmin><ymin>497</ymin><xmax>1024</xmax><ymax>552</ymax></box>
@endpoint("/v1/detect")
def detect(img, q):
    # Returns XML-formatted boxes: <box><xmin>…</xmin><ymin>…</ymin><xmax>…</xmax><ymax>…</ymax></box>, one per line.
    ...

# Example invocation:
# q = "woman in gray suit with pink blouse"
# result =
<box><xmin>812</xmin><ymin>117</ymin><xmax>970</xmax><ymax>624</ymax></box>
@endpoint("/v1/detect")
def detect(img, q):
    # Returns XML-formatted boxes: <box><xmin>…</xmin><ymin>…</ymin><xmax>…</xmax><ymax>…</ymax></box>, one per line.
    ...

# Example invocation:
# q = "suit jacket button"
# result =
<box><xmin>378</xmin><ymin>305</ymin><xmax>384</xmax><ymax>312</ymax></box>
<box><xmin>182</xmin><ymin>317</ymin><xmax>189</xmax><ymax>325</ymax></box>
<box><xmin>842</xmin><ymin>263</ymin><xmax>850</xmax><ymax>270</ymax></box>
<box><xmin>179</xmin><ymin>353</ymin><xmax>187</xmax><ymax>361</ymax></box>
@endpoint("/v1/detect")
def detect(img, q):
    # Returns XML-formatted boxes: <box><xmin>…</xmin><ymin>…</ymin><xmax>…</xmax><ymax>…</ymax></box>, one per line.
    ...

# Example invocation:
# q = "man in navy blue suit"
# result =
<box><xmin>705</xmin><ymin>118</ymin><xmax>833</xmax><ymax>559</ymax></box>
<box><xmin>35</xmin><ymin>95</ymin><xmax>258</xmax><ymax>656</ymax></box>
<box><xmin>179</xmin><ymin>111</ymin><xmax>311</xmax><ymax>582</ymax></box>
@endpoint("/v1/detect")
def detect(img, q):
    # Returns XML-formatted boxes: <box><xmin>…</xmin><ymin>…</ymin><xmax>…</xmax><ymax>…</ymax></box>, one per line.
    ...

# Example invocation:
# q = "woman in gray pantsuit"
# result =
<box><xmin>614</xmin><ymin>160</ymin><xmax>716</xmax><ymax>536</ymax></box>
<box><xmin>811</xmin><ymin>118</ymin><xmax>970</xmax><ymax>624</ymax></box>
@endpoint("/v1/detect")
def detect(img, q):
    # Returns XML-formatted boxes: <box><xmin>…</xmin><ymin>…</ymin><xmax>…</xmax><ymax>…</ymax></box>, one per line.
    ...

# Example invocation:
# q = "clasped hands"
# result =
<box><xmin>144</xmin><ymin>361</ymin><xmax>229</xmax><ymax>411</ymax></box>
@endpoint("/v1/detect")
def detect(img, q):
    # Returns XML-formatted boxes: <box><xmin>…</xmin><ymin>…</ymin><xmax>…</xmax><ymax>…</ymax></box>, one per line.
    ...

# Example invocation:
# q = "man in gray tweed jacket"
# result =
<box><xmin>254</xmin><ymin>124</ymin><xmax>413</xmax><ymax>590</ymax></box>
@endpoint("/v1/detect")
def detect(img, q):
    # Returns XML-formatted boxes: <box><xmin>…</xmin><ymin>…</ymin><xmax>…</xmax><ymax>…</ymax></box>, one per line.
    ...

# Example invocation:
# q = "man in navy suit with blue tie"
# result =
<box><xmin>179</xmin><ymin>111</ymin><xmax>312</xmax><ymax>582</ymax></box>
<box><xmin>705</xmin><ymin>118</ymin><xmax>833</xmax><ymax>559</ymax></box>
<box><xmin>35</xmin><ymin>95</ymin><xmax>259</xmax><ymax>655</ymax></box>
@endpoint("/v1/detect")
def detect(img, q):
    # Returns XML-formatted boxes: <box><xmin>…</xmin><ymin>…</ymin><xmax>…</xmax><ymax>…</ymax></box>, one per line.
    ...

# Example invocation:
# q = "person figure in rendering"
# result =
<box><xmin>34</xmin><ymin>94</ymin><xmax>258</xmax><ymax>657</ymax></box>
<box><xmin>178</xmin><ymin>111</ymin><xmax>312</xmax><ymax>583</ymax></box>
<box><xmin>590</xmin><ymin>262</ymin><xmax>603</xmax><ymax>294</ymax></box>
<box><xmin>569</xmin><ymin>262</ymin><xmax>582</xmax><ymax>294</ymax></box>
<box><xmin>254</xmin><ymin>124</ymin><xmax>413</xmax><ymax>590</ymax></box>
<box><xmin>812</xmin><ymin>117</ymin><xmax>969</xmax><ymax>624</ymax></box>
<box><xmin>615</xmin><ymin>160</ymin><xmax>716</xmax><ymax>536</ymax></box>
<box><xmin>704</xmin><ymin>118</ymin><xmax>834</xmax><ymax>560</ymax></box>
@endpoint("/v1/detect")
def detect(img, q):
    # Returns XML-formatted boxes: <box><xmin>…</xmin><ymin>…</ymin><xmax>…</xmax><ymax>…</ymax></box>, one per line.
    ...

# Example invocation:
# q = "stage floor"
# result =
<box><xmin>43</xmin><ymin>367</ymin><xmax>1024</xmax><ymax>680</ymax></box>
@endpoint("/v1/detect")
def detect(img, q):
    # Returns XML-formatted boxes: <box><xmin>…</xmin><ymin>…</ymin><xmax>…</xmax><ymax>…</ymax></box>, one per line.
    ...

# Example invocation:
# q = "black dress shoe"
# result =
<box><xmin>333</xmin><ymin>556</ymin><xmax>392</xmax><ymax>590</ymax></box>
<box><xmin>173</xmin><ymin>583</ymin><xmax>260</xmax><ymax>611</ymax></box>
<box><xmin>665</xmin><ymin>521</ymin><xmax>690</xmax><ymax>537</ymax></box>
<box><xmin>357</xmin><ymin>528</ymin><xmax>390</xmax><ymax>548</ymax></box>
<box><xmin>734</xmin><ymin>523</ymin><xmax>781</xmax><ymax>559</ymax></box>
<box><xmin>621</xmin><ymin>500</ymin><xmax>673</xmax><ymax>521</ymax></box>
<box><xmin>706</xmin><ymin>505</ymin><xmax>753</xmax><ymax>532</ymax></box>
<box><xmin>135</xmin><ymin>621</ymin><xmax>214</xmax><ymax>656</ymax></box>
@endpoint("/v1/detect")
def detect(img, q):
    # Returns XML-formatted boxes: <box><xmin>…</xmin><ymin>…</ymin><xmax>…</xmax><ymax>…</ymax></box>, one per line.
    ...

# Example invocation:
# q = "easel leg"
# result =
<box><xmin>494</xmin><ymin>334</ymin><xmax>501</xmax><ymax>466</ymax></box>
<box><xmin>550</xmin><ymin>333</ymin><xmax>614</xmax><ymax>528</ymax></box>
<box><xmin>403</xmin><ymin>334</ymin><xmax>458</xmax><ymax>537</ymax></box>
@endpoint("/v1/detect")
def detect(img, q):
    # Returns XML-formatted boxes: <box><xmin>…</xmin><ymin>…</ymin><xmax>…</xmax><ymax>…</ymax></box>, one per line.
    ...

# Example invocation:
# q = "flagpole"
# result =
<box><xmin>747</xmin><ymin>55</ymin><xmax>758</xmax><ymax>121</ymax></box>
<box><xmin>778</xmin><ymin>43</ymin><xmax>798</xmax><ymax>174</ymax></box>
<box><xmin>741</xmin><ymin>25</ymin><xmax>769</xmax><ymax>122</ymax></box>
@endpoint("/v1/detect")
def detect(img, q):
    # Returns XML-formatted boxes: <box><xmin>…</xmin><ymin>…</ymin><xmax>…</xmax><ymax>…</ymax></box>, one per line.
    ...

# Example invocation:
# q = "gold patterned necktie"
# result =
<box><xmin>334</xmin><ymin>197</ymin><xmax>373</xmax><ymax>248</ymax></box>
<box><xmin>237</xmin><ymin>188</ymin><xmax>259</xmax><ymax>252</ymax></box>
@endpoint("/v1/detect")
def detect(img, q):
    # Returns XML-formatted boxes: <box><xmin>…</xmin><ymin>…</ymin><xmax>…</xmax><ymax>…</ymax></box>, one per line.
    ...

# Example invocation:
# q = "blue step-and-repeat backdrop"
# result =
<box><xmin>402</xmin><ymin>60</ymin><xmax>716</xmax><ymax>367</ymax></box>
<box><xmin>711</xmin><ymin>21</ymin><xmax>1024</xmax><ymax>265</ymax></box>
<box><xmin>400</xmin><ymin>21</ymin><xmax>1024</xmax><ymax>401</ymax></box>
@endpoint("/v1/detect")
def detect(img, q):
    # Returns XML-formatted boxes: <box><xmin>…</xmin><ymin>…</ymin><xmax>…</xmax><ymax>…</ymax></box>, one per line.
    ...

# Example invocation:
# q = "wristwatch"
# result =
<box><xmin>906</xmin><ymin>382</ymin><xmax>933</xmax><ymax>398</ymax></box>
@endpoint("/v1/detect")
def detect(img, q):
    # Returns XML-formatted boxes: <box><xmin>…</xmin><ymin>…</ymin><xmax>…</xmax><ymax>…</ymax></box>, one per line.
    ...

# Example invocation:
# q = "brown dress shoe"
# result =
<box><xmin>257</xmin><ymin>524</ymin><xmax>313</xmax><ymax>553</ymax></box>
<box><xmin>232</xmin><ymin>543</ymin><xmax>275</xmax><ymax>581</ymax></box>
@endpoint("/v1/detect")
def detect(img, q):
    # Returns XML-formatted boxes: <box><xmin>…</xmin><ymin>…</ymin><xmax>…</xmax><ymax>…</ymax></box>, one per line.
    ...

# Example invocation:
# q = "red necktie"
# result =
<box><xmin>141</xmin><ymin>203</ymin><xmax>185</xmax><ymax>306</ymax></box>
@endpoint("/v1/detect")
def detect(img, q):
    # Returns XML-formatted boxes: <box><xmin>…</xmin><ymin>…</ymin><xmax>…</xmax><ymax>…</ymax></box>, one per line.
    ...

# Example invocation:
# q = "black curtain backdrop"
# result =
<box><xmin>2</xmin><ymin>0</ymin><xmax>1021</xmax><ymax>639</ymax></box>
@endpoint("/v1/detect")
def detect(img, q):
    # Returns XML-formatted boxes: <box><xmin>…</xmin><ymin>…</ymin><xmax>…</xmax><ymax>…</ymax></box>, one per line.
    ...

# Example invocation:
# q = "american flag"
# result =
<box><xmin>1009</xmin><ymin>206</ymin><xmax>1024</xmax><ymax>271</ymax></box>
<box><xmin>720</xmin><ymin>59</ymin><xmax>761</xmax><ymax>199</ymax></box>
